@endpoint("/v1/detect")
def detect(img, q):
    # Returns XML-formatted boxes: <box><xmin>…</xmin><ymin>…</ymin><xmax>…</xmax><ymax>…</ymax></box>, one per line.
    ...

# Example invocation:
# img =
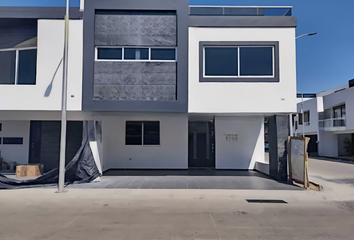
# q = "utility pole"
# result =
<box><xmin>58</xmin><ymin>0</ymin><xmax>70</xmax><ymax>193</ymax></box>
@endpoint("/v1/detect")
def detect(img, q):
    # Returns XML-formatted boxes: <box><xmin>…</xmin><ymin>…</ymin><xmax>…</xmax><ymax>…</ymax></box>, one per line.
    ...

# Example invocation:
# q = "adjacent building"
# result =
<box><xmin>293</xmin><ymin>79</ymin><xmax>354</xmax><ymax>157</ymax></box>
<box><xmin>0</xmin><ymin>0</ymin><xmax>297</xmax><ymax>175</ymax></box>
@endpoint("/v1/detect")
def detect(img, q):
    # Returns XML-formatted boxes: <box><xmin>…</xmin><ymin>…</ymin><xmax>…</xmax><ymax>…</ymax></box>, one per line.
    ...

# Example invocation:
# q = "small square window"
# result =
<box><xmin>3</xmin><ymin>137</ymin><xmax>23</xmax><ymax>145</ymax></box>
<box><xmin>97</xmin><ymin>48</ymin><xmax>122</xmax><ymax>60</ymax></box>
<box><xmin>124</xmin><ymin>48</ymin><xmax>149</xmax><ymax>60</ymax></box>
<box><xmin>125</xmin><ymin>121</ymin><xmax>160</xmax><ymax>145</ymax></box>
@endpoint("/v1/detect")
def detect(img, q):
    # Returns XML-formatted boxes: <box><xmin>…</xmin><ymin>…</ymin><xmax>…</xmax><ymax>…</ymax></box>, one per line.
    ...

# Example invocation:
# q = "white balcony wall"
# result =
<box><xmin>188</xmin><ymin>27</ymin><xmax>297</xmax><ymax>114</ymax></box>
<box><xmin>0</xmin><ymin>20</ymin><xmax>83</xmax><ymax>111</ymax></box>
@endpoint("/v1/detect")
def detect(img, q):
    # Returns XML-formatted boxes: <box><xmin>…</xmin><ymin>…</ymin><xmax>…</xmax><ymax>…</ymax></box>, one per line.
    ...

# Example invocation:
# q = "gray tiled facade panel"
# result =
<box><xmin>95</xmin><ymin>15</ymin><xmax>176</xmax><ymax>46</ymax></box>
<box><xmin>94</xmin><ymin>85</ymin><xmax>176</xmax><ymax>101</ymax></box>
<box><xmin>94</xmin><ymin>62</ymin><xmax>176</xmax><ymax>86</ymax></box>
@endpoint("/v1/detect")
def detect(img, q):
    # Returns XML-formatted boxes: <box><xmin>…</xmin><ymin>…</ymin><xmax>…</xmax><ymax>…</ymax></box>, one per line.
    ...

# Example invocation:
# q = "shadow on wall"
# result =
<box><xmin>44</xmin><ymin>58</ymin><xmax>63</xmax><ymax>97</ymax></box>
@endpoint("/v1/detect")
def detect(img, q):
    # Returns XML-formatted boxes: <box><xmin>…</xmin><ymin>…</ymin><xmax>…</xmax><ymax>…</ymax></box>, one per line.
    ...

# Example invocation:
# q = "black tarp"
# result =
<box><xmin>0</xmin><ymin>121</ymin><xmax>101</xmax><ymax>189</ymax></box>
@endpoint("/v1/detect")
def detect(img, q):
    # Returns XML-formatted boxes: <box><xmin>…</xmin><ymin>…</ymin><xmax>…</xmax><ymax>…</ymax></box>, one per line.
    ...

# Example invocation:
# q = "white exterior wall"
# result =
<box><xmin>102</xmin><ymin>114</ymin><xmax>188</xmax><ymax>169</ymax></box>
<box><xmin>295</xmin><ymin>98</ymin><xmax>318</xmax><ymax>135</ymax></box>
<box><xmin>0</xmin><ymin>20</ymin><xmax>83</xmax><ymax>111</ymax></box>
<box><xmin>318</xmin><ymin>131</ymin><xmax>338</xmax><ymax>157</ymax></box>
<box><xmin>189</xmin><ymin>27</ymin><xmax>297</xmax><ymax>114</ymax></box>
<box><xmin>346</xmin><ymin>88</ymin><xmax>354</xmax><ymax>131</ymax></box>
<box><xmin>215</xmin><ymin>116</ymin><xmax>264</xmax><ymax>169</ymax></box>
<box><xmin>0</xmin><ymin>121</ymin><xmax>30</xmax><ymax>166</ymax></box>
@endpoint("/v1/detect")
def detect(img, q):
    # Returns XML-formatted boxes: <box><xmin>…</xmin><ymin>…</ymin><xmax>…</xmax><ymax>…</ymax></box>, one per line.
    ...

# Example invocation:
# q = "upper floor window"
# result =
<box><xmin>333</xmin><ymin>104</ymin><xmax>346</xmax><ymax>118</ymax></box>
<box><xmin>0</xmin><ymin>48</ymin><xmax>37</xmax><ymax>85</ymax></box>
<box><xmin>199</xmin><ymin>42</ymin><xmax>279</xmax><ymax>82</ymax></box>
<box><xmin>96</xmin><ymin>47</ymin><xmax>176</xmax><ymax>62</ymax></box>
<box><xmin>304</xmin><ymin>111</ymin><xmax>310</xmax><ymax>125</ymax></box>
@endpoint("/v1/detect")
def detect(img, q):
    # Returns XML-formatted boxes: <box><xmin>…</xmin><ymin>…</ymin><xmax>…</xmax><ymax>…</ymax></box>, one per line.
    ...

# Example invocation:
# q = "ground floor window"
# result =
<box><xmin>125</xmin><ymin>121</ymin><xmax>160</xmax><ymax>146</ymax></box>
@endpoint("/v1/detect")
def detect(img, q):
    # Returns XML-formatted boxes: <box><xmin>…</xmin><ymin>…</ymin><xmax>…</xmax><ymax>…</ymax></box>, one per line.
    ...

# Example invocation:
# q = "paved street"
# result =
<box><xmin>0</xmin><ymin>157</ymin><xmax>353</xmax><ymax>240</ymax></box>
<box><xmin>308</xmin><ymin>157</ymin><xmax>354</xmax><ymax>200</ymax></box>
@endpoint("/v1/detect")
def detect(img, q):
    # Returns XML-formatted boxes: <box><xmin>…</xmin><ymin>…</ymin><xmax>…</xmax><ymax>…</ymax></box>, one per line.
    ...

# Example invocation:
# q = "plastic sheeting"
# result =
<box><xmin>0</xmin><ymin>121</ymin><xmax>101</xmax><ymax>189</ymax></box>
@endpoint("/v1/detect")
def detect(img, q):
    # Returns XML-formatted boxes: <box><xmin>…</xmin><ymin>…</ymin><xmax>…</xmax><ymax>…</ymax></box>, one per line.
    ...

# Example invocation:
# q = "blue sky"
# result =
<box><xmin>1</xmin><ymin>0</ymin><xmax>354</xmax><ymax>93</ymax></box>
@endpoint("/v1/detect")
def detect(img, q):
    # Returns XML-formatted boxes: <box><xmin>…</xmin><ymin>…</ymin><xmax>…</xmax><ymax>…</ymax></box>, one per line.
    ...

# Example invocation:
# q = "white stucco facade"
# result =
<box><xmin>188</xmin><ymin>27</ymin><xmax>297</xmax><ymax>114</ymax></box>
<box><xmin>102</xmin><ymin>114</ymin><xmax>188</xmax><ymax>170</ymax></box>
<box><xmin>214</xmin><ymin>116</ymin><xmax>264</xmax><ymax>170</ymax></box>
<box><xmin>0</xmin><ymin>20</ymin><xmax>83</xmax><ymax>111</ymax></box>
<box><xmin>0</xmin><ymin>121</ymin><xmax>30</xmax><ymax>165</ymax></box>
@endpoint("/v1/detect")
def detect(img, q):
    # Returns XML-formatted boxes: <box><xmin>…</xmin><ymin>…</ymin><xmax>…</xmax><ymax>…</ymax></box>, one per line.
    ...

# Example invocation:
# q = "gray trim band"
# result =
<box><xmin>189</xmin><ymin>16</ymin><xmax>297</xmax><ymax>27</ymax></box>
<box><xmin>199</xmin><ymin>41</ymin><xmax>279</xmax><ymax>83</ymax></box>
<box><xmin>0</xmin><ymin>7</ymin><xmax>82</xmax><ymax>19</ymax></box>
<box><xmin>83</xmin><ymin>0</ymin><xmax>188</xmax><ymax>112</ymax></box>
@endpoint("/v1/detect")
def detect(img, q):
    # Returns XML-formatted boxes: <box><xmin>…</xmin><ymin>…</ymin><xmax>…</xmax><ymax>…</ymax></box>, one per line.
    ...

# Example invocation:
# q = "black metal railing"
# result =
<box><xmin>189</xmin><ymin>6</ymin><xmax>292</xmax><ymax>16</ymax></box>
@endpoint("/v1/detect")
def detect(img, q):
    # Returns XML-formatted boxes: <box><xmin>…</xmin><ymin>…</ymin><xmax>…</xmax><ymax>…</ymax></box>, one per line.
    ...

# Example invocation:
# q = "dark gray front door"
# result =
<box><xmin>28</xmin><ymin>121</ymin><xmax>83</xmax><ymax>172</ymax></box>
<box><xmin>188</xmin><ymin>121</ymin><xmax>214</xmax><ymax>168</ymax></box>
<box><xmin>29</xmin><ymin>121</ymin><xmax>42</xmax><ymax>164</ymax></box>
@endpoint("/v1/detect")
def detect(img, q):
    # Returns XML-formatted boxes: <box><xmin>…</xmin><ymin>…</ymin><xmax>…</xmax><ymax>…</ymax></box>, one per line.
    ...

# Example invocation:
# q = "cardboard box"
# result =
<box><xmin>26</xmin><ymin>164</ymin><xmax>43</xmax><ymax>177</ymax></box>
<box><xmin>16</xmin><ymin>165</ymin><xmax>27</xmax><ymax>177</ymax></box>
<box><xmin>16</xmin><ymin>164</ymin><xmax>44</xmax><ymax>177</ymax></box>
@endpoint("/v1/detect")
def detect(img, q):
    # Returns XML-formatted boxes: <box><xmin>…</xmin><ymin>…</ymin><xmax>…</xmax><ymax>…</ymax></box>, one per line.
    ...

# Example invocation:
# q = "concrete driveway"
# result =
<box><xmin>67</xmin><ymin>170</ymin><xmax>300</xmax><ymax>190</ymax></box>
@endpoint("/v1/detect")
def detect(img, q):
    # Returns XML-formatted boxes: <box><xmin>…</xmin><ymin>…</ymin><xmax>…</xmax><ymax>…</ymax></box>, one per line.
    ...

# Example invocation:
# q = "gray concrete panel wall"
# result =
<box><xmin>95</xmin><ymin>14</ymin><xmax>176</xmax><ymax>46</ymax></box>
<box><xmin>83</xmin><ymin>0</ymin><xmax>188</xmax><ymax>112</ymax></box>
<box><xmin>94</xmin><ymin>62</ymin><xmax>176</xmax><ymax>101</ymax></box>
<box><xmin>268</xmin><ymin>115</ymin><xmax>289</xmax><ymax>181</ymax></box>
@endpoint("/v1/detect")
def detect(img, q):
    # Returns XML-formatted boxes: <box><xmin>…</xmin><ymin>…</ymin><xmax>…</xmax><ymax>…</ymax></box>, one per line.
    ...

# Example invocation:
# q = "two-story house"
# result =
<box><xmin>0</xmin><ymin>0</ymin><xmax>297</xmax><ymax>176</ymax></box>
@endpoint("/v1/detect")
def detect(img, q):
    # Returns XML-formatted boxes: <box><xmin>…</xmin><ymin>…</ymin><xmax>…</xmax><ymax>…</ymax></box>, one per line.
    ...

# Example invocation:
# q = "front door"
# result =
<box><xmin>29</xmin><ymin>121</ymin><xmax>42</xmax><ymax>164</ymax></box>
<box><xmin>188</xmin><ymin>121</ymin><xmax>214</xmax><ymax>168</ymax></box>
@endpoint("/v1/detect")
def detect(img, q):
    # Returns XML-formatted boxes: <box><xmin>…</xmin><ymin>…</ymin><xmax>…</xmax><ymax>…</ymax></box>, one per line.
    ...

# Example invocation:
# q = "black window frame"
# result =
<box><xmin>96</xmin><ymin>47</ymin><xmax>177</xmax><ymax>61</ymax></box>
<box><xmin>0</xmin><ymin>48</ymin><xmax>37</xmax><ymax>85</ymax></box>
<box><xmin>125</xmin><ymin>121</ymin><xmax>160</xmax><ymax>146</ymax></box>
<box><xmin>97</xmin><ymin>47</ymin><xmax>122</xmax><ymax>60</ymax></box>
<box><xmin>199</xmin><ymin>41</ymin><xmax>279</xmax><ymax>82</ymax></box>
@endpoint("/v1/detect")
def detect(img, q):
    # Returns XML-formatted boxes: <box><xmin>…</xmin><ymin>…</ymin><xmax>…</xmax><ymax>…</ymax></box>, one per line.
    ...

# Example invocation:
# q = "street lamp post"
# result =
<box><xmin>294</xmin><ymin>32</ymin><xmax>317</xmax><ymax>138</ymax></box>
<box><xmin>295</xmin><ymin>32</ymin><xmax>317</xmax><ymax>40</ymax></box>
<box><xmin>58</xmin><ymin>0</ymin><xmax>70</xmax><ymax>193</ymax></box>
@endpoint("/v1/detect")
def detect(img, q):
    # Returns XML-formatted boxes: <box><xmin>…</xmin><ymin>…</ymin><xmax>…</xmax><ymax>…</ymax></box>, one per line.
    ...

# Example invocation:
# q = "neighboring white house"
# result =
<box><xmin>0</xmin><ymin>2</ymin><xmax>297</xmax><ymax>174</ymax></box>
<box><xmin>293</xmin><ymin>80</ymin><xmax>354</xmax><ymax>157</ymax></box>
